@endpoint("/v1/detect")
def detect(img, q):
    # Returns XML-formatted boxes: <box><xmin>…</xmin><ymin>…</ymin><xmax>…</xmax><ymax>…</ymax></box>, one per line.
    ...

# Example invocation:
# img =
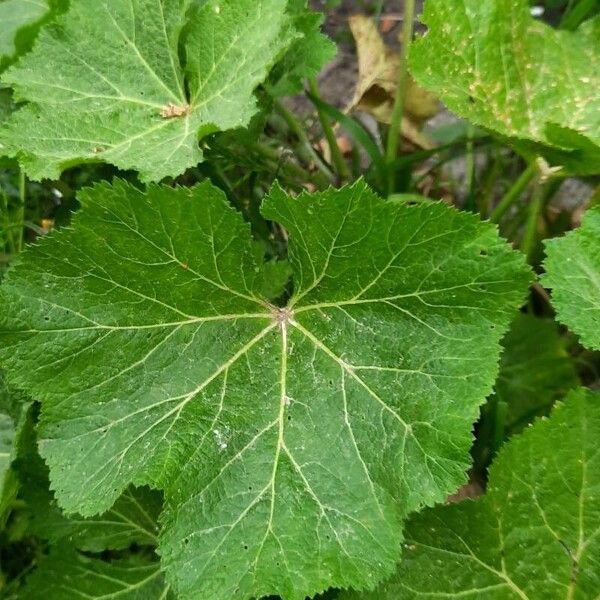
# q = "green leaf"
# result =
<box><xmin>0</xmin><ymin>180</ymin><xmax>531</xmax><ymax>598</ymax></box>
<box><xmin>410</xmin><ymin>0</ymin><xmax>600</xmax><ymax>173</ymax></box>
<box><xmin>0</xmin><ymin>87</ymin><xmax>13</xmax><ymax>125</ymax></box>
<box><xmin>17</xmin><ymin>437</ymin><xmax>162</xmax><ymax>551</ymax></box>
<box><xmin>542</xmin><ymin>205</ymin><xmax>600</xmax><ymax>351</ymax></box>
<box><xmin>267</xmin><ymin>0</ymin><xmax>336</xmax><ymax>97</ymax></box>
<box><xmin>0</xmin><ymin>0</ymin><xmax>50</xmax><ymax>63</ymax></box>
<box><xmin>0</xmin><ymin>0</ymin><xmax>299</xmax><ymax>182</ymax></box>
<box><xmin>496</xmin><ymin>313</ymin><xmax>579</xmax><ymax>431</ymax></box>
<box><xmin>20</xmin><ymin>546</ymin><xmax>173</xmax><ymax>599</ymax></box>
<box><xmin>343</xmin><ymin>388</ymin><xmax>600</xmax><ymax>599</ymax></box>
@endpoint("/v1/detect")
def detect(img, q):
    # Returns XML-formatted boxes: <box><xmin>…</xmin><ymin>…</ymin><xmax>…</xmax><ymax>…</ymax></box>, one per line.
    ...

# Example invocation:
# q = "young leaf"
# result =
<box><xmin>20</xmin><ymin>546</ymin><xmax>173</xmax><ymax>599</ymax></box>
<box><xmin>410</xmin><ymin>0</ymin><xmax>600</xmax><ymax>173</ymax></box>
<box><xmin>0</xmin><ymin>0</ymin><xmax>299</xmax><ymax>182</ymax></box>
<box><xmin>542</xmin><ymin>205</ymin><xmax>600</xmax><ymax>351</ymax></box>
<box><xmin>342</xmin><ymin>388</ymin><xmax>600</xmax><ymax>599</ymax></box>
<box><xmin>0</xmin><ymin>0</ymin><xmax>50</xmax><ymax>64</ymax></box>
<box><xmin>267</xmin><ymin>0</ymin><xmax>336</xmax><ymax>97</ymax></box>
<box><xmin>496</xmin><ymin>313</ymin><xmax>578</xmax><ymax>431</ymax></box>
<box><xmin>0</xmin><ymin>180</ymin><xmax>531</xmax><ymax>599</ymax></box>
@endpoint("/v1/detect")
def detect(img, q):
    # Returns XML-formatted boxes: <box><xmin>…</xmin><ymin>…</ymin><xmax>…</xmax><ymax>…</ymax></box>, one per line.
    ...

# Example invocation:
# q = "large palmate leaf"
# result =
<box><xmin>410</xmin><ymin>0</ymin><xmax>600</xmax><ymax>173</ymax></box>
<box><xmin>343</xmin><ymin>388</ymin><xmax>600</xmax><ymax>599</ymax></box>
<box><xmin>543</xmin><ymin>205</ymin><xmax>600</xmax><ymax>351</ymax></box>
<box><xmin>0</xmin><ymin>180</ymin><xmax>531</xmax><ymax>599</ymax></box>
<box><xmin>20</xmin><ymin>546</ymin><xmax>173</xmax><ymax>599</ymax></box>
<box><xmin>0</xmin><ymin>0</ymin><xmax>300</xmax><ymax>182</ymax></box>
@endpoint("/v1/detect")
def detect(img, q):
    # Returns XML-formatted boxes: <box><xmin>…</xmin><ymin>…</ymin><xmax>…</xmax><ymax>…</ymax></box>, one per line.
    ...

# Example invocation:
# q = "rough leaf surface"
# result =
<box><xmin>343</xmin><ymin>388</ymin><xmax>600</xmax><ymax>599</ymax></box>
<box><xmin>21</xmin><ymin>545</ymin><xmax>173</xmax><ymax>599</ymax></box>
<box><xmin>0</xmin><ymin>0</ymin><xmax>297</xmax><ymax>181</ymax></box>
<box><xmin>410</xmin><ymin>0</ymin><xmax>600</xmax><ymax>172</ymax></box>
<box><xmin>496</xmin><ymin>313</ymin><xmax>578</xmax><ymax>431</ymax></box>
<box><xmin>0</xmin><ymin>180</ymin><xmax>531</xmax><ymax>599</ymax></box>
<box><xmin>543</xmin><ymin>205</ymin><xmax>600</xmax><ymax>351</ymax></box>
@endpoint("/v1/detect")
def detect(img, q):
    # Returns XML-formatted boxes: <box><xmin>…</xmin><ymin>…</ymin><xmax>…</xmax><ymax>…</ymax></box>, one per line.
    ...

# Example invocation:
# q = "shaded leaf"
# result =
<box><xmin>0</xmin><ymin>180</ymin><xmax>530</xmax><ymax>598</ymax></box>
<box><xmin>20</xmin><ymin>546</ymin><xmax>173</xmax><ymax>599</ymax></box>
<box><xmin>496</xmin><ymin>313</ymin><xmax>579</xmax><ymax>431</ymax></box>
<box><xmin>342</xmin><ymin>388</ymin><xmax>600</xmax><ymax>599</ymax></box>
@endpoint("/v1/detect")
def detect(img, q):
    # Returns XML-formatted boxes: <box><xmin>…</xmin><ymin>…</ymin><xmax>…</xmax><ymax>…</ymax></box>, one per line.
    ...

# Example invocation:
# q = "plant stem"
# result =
<box><xmin>249</xmin><ymin>142</ymin><xmax>328</xmax><ymax>189</ymax></box>
<box><xmin>464</xmin><ymin>122</ymin><xmax>476</xmax><ymax>212</ymax></box>
<box><xmin>479</xmin><ymin>144</ymin><xmax>502</xmax><ymax>218</ymax></box>
<box><xmin>17</xmin><ymin>169</ymin><xmax>26</xmax><ymax>253</ymax></box>
<box><xmin>272</xmin><ymin>98</ymin><xmax>335</xmax><ymax>183</ymax></box>
<box><xmin>308</xmin><ymin>77</ymin><xmax>350</xmax><ymax>182</ymax></box>
<box><xmin>385</xmin><ymin>0</ymin><xmax>416</xmax><ymax>194</ymax></box>
<box><xmin>521</xmin><ymin>175</ymin><xmax>544</xmax><ymax>261</ymax></box>
<box><xmin>489</xmin><ymin>161</ymin><xmax>537</xmax><ymax>223</ymax></box>
<box><xmin>0</xmin><ymin>187</ymin><xmax>16</xmax><ymax>255</ymax></box>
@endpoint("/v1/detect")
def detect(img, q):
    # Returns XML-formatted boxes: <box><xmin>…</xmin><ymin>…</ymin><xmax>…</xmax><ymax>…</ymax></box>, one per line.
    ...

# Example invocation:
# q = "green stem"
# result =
<box><xmin>308</xmin><ymin>77</ymin><xmax>350</xmax><ymax>182</ymax></box>
<box><xmin>249</xmin><ymin>142</ymin><xmax>328</xmax><ymax>189</ymax></box>
<box><xmin>17</xmin><ymin>169</ymin><xmax>26</xmax><ymax>253</ymax></box>
<box><xmin>1</xmin><ymin>187</ymin><xmax>16</xmax><ymax>255</ymax></box>
<box><xmin>489</xmin><ymin>161</ymin><xmax>537</xmax><ymax>223</ymax></box>
<box><xmin>521</xmin><ymin>175</ymin><xmax>545</xmax><ymax>261</ymax></box>
<box><xmin>272</xmin><ymin>98</ymin><xmax>335</xmax><ymax>183</ymax></box>
<box><xmin>385</xmin><ymin>0</ymin><xmax>416</xmax><ymax>194</ymax></box>
<box><xmin>479</xmin><ymin>144</ymin><xmax>502</xmax><ymax>218</ymax></box>
<box><xmin>464</xmin><ymin>122</ymin><xmax>476</xmax><ymax>212</ymax></box>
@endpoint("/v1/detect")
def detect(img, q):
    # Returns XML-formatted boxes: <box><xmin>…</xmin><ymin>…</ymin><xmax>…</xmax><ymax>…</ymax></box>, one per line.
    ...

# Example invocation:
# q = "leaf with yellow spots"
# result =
<box><xmin>410</xmin><ymin>0</ymin><xmax>600</xmax><ymax>174</ymax></box>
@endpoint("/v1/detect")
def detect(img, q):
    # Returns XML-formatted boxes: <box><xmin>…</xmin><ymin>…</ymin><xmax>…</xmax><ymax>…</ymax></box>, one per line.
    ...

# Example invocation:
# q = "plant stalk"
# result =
<box><xmin>385</xmin><ymin>0</ymin><xmax>416</xmax><ymax>194</ymax></box>
<box><xmin>489</xmin><ymin>161</ymin><xmax>537</xmax><ymax>223</ymax></box>
<box><xmin>17</xmin><ymin>169</ymin><xmax>26</xmax><ymax>253</ymax></box>
<box><xmin>272</xmin><ymin>98</ymin><xmax>335</xmax><ymax>183</ymax></box>
<box><xmin>521</xmin><ymin>175</ymin><xmax>545</xmax><ymax>261</ymax></box>
<box><xmin>308</xmin><ymin>77</ymin><xmax>350</xmax><ymax>182</ymax></box>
